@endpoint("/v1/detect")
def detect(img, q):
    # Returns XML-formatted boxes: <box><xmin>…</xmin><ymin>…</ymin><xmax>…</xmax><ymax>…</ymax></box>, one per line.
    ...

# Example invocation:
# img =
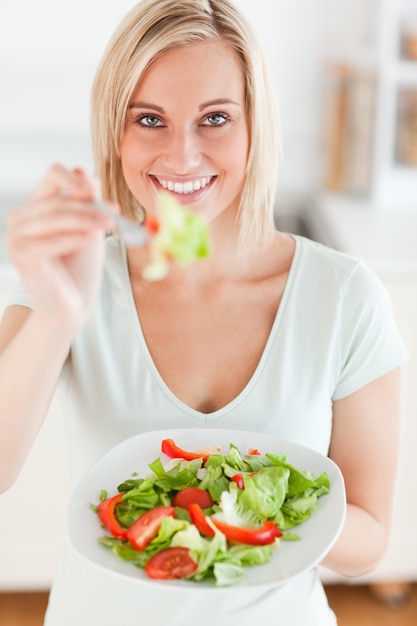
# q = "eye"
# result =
<box><xmin>135</xmin><ymin>114</ymin><xmax>164</xmax><ymax>127</ymax></box>
<box><xmin>201</xmin><ymin>112</ymin><xmax>229</xmax><ymax>127</ymax></box>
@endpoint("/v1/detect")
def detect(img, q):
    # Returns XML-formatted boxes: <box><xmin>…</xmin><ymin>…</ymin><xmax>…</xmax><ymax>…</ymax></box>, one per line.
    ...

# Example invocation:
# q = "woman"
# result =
<box><xmin>0</xmin><ymin>1</ymin><xmax>408</xmax><ymax>624</ymax></box>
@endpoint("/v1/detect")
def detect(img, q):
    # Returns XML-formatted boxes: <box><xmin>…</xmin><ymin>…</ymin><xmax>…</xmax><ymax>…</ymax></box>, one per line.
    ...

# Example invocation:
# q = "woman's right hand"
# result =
<box><xmin>6</xmin><ymin>164</ymin><xmax>113</xmax><ymax>332</ymax></box>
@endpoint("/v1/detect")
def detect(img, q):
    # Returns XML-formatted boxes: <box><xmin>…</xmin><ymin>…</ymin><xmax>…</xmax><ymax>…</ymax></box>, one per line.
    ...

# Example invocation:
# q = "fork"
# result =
<box><xmin>95</xmin><ymin>200</ymin><xmax>149</xmax><ymax>247</ymax></box>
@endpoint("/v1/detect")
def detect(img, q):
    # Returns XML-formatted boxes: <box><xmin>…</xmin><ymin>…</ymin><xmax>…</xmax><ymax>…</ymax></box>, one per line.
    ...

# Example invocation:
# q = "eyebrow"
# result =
<box><xmin>128</xmin><ymin>98</ymin><xmax>240</xmax><ymax>112</ymax></box>
<box><xmin>198</xmin><ymin>98</ymin><xmax>241</xmax><ymax>110</ymax></box>
<box><xmin>128</xmin><ymin>102</ymin><xmax>165</xmax><ymax>112</ymax></box>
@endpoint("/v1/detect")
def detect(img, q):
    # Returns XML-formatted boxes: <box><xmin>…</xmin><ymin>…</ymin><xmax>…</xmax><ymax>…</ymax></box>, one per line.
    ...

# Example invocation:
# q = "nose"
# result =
<box><xmin>163</xmin><ymin>126</ymin><xmax>201</xmax><ymax>174</ymax></box>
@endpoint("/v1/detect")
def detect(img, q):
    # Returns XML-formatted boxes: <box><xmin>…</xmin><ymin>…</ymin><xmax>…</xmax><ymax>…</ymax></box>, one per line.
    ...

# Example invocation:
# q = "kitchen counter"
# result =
<box><xmin>312</xmin><ymin>195</ymin><xmax>417</xmax><ymax>280</ymax></box>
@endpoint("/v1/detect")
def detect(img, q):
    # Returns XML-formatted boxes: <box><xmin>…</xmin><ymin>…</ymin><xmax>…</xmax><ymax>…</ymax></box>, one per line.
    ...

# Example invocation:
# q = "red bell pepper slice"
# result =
<box><xmin>231</xmin><ymin>471</ymin><xmax>258</xmax><ymax>490</ymax></box>
<box><xmin>97</xmin><ymin>493</ymin><xmax>128</xmax><ymax>539</ymax></box>
<box><xmin>188</xmin><ymin>503</ymin><xmax>282</xmax><ymax>545</ymax></box>
<box><xmin>161</xmin><ymin>438</ymin><xmax>219</xmax><ymax>463</ymax></box>
<box><xmin>188</xmin><ymin>503</ymin><xmax>216</xmax><ymax>536</ymax></box>
<box><xmin>231</xmin><ymin>474</ymin><xmax>245</xmax><ymax>490</ymax></box>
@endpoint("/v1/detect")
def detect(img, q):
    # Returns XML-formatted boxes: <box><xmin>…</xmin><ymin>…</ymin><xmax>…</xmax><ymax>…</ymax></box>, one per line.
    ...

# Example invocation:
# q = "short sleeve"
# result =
<box><xmin>332</xmin><ymin>260</ymin><xmax>409</xmax><ymax>400</ymax></box>
<box><xmin>5</xmin><ymin>278</ymin><xmax>33</xmax><ymax>309</ymax></box>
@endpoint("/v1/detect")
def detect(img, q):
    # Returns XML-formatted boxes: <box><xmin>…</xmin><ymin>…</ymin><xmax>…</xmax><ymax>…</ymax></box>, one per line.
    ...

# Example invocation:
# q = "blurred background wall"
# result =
<box><xmin>0</xmin><ymin>0</ymin><xmax>378</xmax><ymax>198</ymax></box>
<box><xmin>0</xmin><ymin>0</ymin><xmax>416</xmax><ymax>593</ymax></box>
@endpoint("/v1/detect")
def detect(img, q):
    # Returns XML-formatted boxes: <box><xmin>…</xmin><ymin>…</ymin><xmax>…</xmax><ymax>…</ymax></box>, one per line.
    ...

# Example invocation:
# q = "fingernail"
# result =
<box><xmin>73</xmin><ymin>167</ymin><xmax>93</xmax><ymax>190</ymax></box>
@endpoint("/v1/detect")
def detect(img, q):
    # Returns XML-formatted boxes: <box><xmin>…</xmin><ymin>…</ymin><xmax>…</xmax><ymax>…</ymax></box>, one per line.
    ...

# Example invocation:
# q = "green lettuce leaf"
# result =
<box><xmin>143</xmin><ymin>192</ymin><xmax>211</xmax><ymax>281</ymax></box>
<box><xmin>148</xmin><ymin>457</ymin><xmax>201</xmax><ymax>491</ymax></box>
<box><xmin>234</xmin><ymin>466</ymin><xmax>290</xmax><ymax>525</ymax></box>
<box><xmin>227</xmin><ymin>543</ymin><xmax>276</xmax><ymax>566</ymax></box>
<box><xmin>212</xmin><ymin>562</ymin><xmax>245</xmax><ymax>586</ymax></box>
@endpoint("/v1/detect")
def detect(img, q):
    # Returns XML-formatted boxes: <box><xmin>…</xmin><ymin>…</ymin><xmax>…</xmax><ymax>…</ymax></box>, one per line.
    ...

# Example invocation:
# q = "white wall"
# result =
<box><xmin>0</xmin><ymin>1</ymin><xmax>379</xmax><ymax>199</ymax></box>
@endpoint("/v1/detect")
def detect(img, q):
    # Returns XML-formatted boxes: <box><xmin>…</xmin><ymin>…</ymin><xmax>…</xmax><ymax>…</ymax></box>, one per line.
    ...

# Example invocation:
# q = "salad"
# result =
<box><xmin>92</xmin><ymin>437</ymin><xmax>330</xmax><ymax>587</ymax></box>
<box><xmin>142</xmin><ymin>192</ymin><xmax>211</xmax><ymax>281</ymax></box>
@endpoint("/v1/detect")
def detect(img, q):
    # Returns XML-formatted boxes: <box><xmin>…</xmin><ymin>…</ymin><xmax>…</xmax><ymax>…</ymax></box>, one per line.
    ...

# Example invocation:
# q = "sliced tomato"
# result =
<box><xmin>161</xmin><ymin>438</ymin><xmax>220</xmax><ymax>463</ymax></box>
<box><xmin>248</xmin><ymin>448</ymin><xmax>261</xmax><ymax>455</ymax></box>
<box><xmin>145</xmin><ymin>547</ymin><xmax>198</xmax><ymax>579</ymax></box>
<box><xmin>97</xmin><ymin>493</ymin><xmax>128</xmax><ymax>539</ymax></box>
<box><xmin>127</xmin><ymin>505</ymin><xmax>175</xmax><ymax>551</ymax></box>
<box><xmin>189</xmin><ymin>503</ymin><xmax>282</xmax><ymax>545</ymax></box>
<box><xmin>172</xmin><ymin>487</ymin><xmax>214</xmax><ymax>509</ymax></box>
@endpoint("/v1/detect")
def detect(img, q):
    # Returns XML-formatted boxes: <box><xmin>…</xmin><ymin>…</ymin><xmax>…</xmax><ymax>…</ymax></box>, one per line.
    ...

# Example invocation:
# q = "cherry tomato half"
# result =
<box><xmin>127</xmin><ymin>505</ymin><xmax>175</xmax><ymax>551</ymax></box>
<box><xmin>172</xmin><ymin>487</ymin><xmax>214</xmax><ymax>509</ymax></box>
<box><xmin>145</xmin><ymin>547</ymin><xmax>198</xmax><ymax>579</ymax></box>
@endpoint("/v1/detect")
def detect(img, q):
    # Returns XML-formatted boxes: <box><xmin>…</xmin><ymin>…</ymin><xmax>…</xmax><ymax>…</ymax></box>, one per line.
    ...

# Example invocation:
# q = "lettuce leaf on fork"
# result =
<box><xmin>143</xmin><ymin>192</ymin><xmax>211</xmax><ymax>281</ymax></box>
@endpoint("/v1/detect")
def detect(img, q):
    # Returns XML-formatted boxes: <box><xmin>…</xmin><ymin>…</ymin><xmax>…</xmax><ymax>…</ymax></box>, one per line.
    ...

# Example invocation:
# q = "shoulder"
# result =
<box><xmin>293</xmin><ymin>235</ymin><xmax>384</xmax><ymax>297</ymax></box>
<box><xmin>294</xmin><ymin>235</ymin><xmax>359</xmax><ymax>275</ymax></box>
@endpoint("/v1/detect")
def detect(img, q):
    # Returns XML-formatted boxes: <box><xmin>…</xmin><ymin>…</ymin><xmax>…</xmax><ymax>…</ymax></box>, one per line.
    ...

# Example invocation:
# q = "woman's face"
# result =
<box><xmin>120</xmin><ymin>40</ymin><xmax>249</xmax><ymax>224</ymax></box>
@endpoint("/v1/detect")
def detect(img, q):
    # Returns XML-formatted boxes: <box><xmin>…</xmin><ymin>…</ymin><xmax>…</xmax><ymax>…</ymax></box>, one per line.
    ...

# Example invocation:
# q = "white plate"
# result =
<box><xmin>68</xmin><ymin>428</ymin><xmax>346</xmax><ymax>590</ymax></box>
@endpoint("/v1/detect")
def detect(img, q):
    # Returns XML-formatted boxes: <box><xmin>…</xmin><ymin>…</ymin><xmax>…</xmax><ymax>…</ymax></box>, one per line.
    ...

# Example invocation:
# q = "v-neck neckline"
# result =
<box><xmin>119</xmin><ymin>235</ymin><xmax>301</xmax><ymax>419</ymax></box>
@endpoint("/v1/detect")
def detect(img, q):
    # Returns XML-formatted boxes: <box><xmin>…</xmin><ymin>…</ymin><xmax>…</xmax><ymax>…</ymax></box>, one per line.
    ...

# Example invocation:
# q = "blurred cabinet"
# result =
<box><xmin>0</xmin><ymin>273</ymin><xmax>69</xmax><ymax>590</ymax></box>
<box><xmin>372</xmin><ymin>0</ymin><xmax>417</xmax><ymax>210</ymax></box>
<box><xmin>320</xmin><ymin>15</ymin><xmax>417</xmax><ymax>577</ymax></box>
<box><xmin>0</xmin><ymin>399</ymin><xmax>68</xmax><ymax>590</ymax></box>
<box><xmin>323</xmin><ymin>0</ymin><xmax>417</xmax><ymax>210</ymax></box>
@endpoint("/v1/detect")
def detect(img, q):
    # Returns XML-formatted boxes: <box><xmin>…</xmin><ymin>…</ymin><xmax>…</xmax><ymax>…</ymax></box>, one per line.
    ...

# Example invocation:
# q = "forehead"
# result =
<box><xmin>131</xmin><ymin>40</ymin><xmax>246</xmax><ymax>105</ymax></box>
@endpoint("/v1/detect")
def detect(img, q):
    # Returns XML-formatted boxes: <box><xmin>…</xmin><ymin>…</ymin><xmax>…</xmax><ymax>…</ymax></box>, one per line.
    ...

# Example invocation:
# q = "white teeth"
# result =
<box><xmin>156</xmin><ymin>176</ymin><xmax>212</xmax><ymax>194</ymax></box>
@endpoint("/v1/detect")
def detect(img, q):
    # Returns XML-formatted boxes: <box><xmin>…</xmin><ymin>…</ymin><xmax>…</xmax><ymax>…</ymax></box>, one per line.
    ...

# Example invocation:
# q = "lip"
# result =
<box><xmin>150</xmin><ymin>174</ymin><xmax>217</xmax><ymax>206</ymax></box>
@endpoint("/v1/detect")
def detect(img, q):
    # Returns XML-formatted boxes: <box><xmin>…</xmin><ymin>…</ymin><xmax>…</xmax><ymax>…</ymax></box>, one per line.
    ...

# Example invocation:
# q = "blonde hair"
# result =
<box><xmin>91</xmin><ymin>0</ymin><xmax>279</xmax><ymax>250</ymax></box>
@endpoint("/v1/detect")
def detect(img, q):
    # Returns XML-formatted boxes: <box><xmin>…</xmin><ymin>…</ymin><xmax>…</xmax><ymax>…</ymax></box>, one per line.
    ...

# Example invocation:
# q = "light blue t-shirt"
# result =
<box><xmin>8</xmin><ymin>234</ymin><xmax>408</xmax><ymax>626</ymax></box>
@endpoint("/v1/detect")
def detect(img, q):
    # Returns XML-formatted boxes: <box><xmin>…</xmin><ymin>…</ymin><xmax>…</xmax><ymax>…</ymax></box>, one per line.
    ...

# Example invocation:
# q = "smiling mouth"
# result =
<box><xmin>152</xmin><ymin>175</ymin><xmax>215</xmax><ymax>195</ymax></box>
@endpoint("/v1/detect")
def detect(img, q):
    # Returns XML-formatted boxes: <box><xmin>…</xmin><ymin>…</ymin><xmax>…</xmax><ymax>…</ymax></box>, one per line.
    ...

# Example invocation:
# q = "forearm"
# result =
<box><xmin>320</xmin><ymin>502</ymin><xmax>390</xmax><ymax>577</ymax></box>
<box><xmin>0</xmin><ymin>310</ymin><xmax>75</xmax><ymax>493</ymax></box>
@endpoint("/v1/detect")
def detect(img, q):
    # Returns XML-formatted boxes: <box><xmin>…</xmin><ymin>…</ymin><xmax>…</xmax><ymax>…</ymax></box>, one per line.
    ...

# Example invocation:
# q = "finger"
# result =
<box><xmin>7</xmin><ymin>230</ymin><xmax>104</xmax><ymax>270</ymax></box>
<box><xmin>8</xmin><ymin>197</ymin><xmax>113</xmax><ymax>234</ymax></box>
<box><xmin>73</xmin><ymin>168</ymin><xmax>102</xmax><ymax>199</ymax></box>
<box><xmin>10</xmin><ymin>213</ymin><xmax>107</xmax><ymax>241</ymax></box>
<box><xmin>30</xmin><ymin>163</ymin><xmax>95</xmax><ymax>202</ymax></box>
